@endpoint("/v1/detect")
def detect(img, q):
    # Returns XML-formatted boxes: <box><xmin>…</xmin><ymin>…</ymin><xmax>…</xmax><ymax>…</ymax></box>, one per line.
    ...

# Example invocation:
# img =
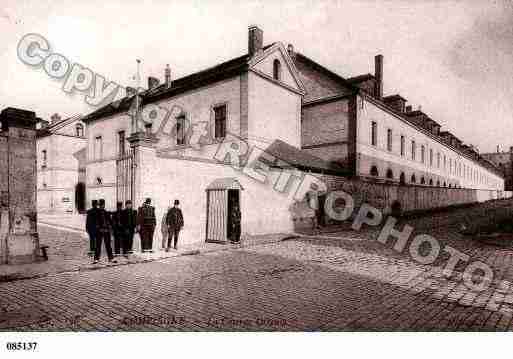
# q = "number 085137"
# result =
<box><xmin>6</xmin><ymin>342</ymin><xmax>37</xmax><ymax>351</ymax></box>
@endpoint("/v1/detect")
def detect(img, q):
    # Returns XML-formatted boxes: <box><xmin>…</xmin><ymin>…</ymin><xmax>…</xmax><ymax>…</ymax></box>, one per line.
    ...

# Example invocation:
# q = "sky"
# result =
<box><xmin>0</xmin><ymin>0</ymin><xmax>512</xmax><ymax>153</ymax></box>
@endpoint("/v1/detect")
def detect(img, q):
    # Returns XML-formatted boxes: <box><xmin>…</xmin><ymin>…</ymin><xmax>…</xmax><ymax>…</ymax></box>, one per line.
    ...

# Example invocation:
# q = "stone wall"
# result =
<box><xmin>0</xmin><ymin>108</ymin><xmax>39</xmax><ymax>264</ymax></box>
<box><xmin>320</xmin><ymin>174</ymin><xmax>508</xmax><ymax>217</ymax></box>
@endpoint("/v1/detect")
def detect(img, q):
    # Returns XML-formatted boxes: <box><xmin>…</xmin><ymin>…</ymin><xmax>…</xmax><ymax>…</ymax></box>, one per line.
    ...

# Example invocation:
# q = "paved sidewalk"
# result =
<box><xmin>38</xmin><ymin>213</ymin><xmax>86</xmax><ymax>233</ymax></box>
<box><xmin>0</xmin><ymin>224</ymin><xmax>294</xmax><ymax>282</ymax></box>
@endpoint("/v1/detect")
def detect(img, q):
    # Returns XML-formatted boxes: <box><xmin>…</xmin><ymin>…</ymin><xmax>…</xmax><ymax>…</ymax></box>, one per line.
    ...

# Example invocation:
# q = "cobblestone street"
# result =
<box><xmin>2</xmin><ymin>202</ymin><xmax>513</xmax><ymax>331</ymax></box>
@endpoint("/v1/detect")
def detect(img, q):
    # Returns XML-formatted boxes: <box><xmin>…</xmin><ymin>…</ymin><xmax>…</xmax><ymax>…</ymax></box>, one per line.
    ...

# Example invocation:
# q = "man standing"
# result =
<box><xmin>121</xmin><ymin>200</ymin><xmax>137</xmax><ymax>255</ymax></box>
<box><xmin>85</xmin><ymin>199</ymin><xmax>99</xmax><ymax>258</ymax></box>
<box><xmin>94</xmin><ymin>199</ymin><xmax>116</xmax><ymax>264</ymax></box>
<box><xmin>137</xmin><ymin>198</ymin><xmax>156</xmax><ymax>252</ymax></box>
<box><xmin>111</xmin><ymin>202</ymin><xmax>124</xmax><ymax>256</ymax></box>
<box><xmin>230</xmin><ymin>204</ymin><xmax>241</xmax><ymax>243</ymax></box>
<box><xmin>165</xmin><ymin>200</ymin><xmax>184</xmax><ymax>251</ymax></box>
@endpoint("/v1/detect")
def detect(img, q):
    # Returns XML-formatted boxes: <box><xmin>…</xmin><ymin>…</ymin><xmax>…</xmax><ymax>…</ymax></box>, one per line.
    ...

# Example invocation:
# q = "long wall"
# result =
<box><xmin>320</xmin><ymin>175</ymin><xmax>509</xmax><ymax>216</ymax></box>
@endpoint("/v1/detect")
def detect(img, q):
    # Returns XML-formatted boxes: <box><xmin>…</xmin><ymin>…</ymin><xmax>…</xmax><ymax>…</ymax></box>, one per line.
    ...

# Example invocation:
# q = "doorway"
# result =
<box><xmin>75</xmin><ymin>182</ymin><xmax>86</xmax><ymax>213</ymax></box>
<box><xmin>205</xmin><ymin>178</ymin><xmax>244</xmax><ymax>243</ymax></box>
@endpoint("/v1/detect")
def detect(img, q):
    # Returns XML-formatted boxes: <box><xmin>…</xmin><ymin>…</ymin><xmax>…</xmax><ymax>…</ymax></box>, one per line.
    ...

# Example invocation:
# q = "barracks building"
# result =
<box><xmin>76</xmin><ymin>25</ymin><xmax>505</xmax><ymax>248</ymax></box>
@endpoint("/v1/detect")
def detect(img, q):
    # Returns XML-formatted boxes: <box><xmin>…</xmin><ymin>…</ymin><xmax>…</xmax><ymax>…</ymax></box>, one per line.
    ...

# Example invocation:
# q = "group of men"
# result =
<box><xmin>86</xmin><ymin>197</ymin><xmax>185</xmax><ymax>263</ymax></box>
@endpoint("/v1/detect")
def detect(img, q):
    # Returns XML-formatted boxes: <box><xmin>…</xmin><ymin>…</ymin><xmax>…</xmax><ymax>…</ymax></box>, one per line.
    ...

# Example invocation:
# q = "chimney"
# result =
<box><xmin>126</xmin><ymin>86</ymin><xmax>136</xmax><ymax>97</ymax></box>
<box><xmin>497</xmin><ymin>145</ymin><xmax>500</xmax><ymax>153</ymax></box>
<box><xmin>248</xmin><ymin>25</ymin><xmax>263</xmax><ymax>57</ymax></box>
<box><xmin>374</xmin><ymin>54</ymin><xmax>383</xmax><ymax>99</ymax></box>
<box><xmin>287</xmin><ymin>43</ymin><xmax>294</xmax><ymax>57</ymax></box>
<box><xmin>148</xmin><ymin>76</ymin><xmax>160</xmax><ymax>89</ymax></box>
<box><xmin>165</xmin><ymin>64</ymin><xmax>171</xmax><ymax>88</ymax></box>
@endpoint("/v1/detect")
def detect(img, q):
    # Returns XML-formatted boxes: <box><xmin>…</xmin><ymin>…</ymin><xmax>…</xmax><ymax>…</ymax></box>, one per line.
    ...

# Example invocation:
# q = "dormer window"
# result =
<box><xmin>273</xmin><ymin>59</ymin><xmax>281</xmax><ymax>81</ymax></box>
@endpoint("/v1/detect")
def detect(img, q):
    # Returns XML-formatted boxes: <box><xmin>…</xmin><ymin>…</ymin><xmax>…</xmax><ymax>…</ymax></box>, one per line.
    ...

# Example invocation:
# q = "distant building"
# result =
<box><xmin>481</xmin><ymin>147</ymin><xmax>513</xmax><ymax>191</ymax></box>
<box><xmin>36</xmin><ymin>115</ymin><xmax>87</xmax><ymax>213</ymax></box>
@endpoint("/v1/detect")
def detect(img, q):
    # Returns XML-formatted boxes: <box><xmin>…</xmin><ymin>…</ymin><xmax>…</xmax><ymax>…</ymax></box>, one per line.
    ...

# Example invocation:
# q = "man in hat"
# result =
<box><xmin>85</xmin><ymin>199</ymin><xmax>99</xmax><ymax>257</ymax></box>
<box><xmin>165</xmin><ymin>200</ymin><xmax>184</xmax><ymax>251</ymax></box>
<box><xmin>94</xmin><ymin>199</ymin><xmax>116</xmax><ymax>263</ymax></box>
<box><xmin>137</xmin><ymin>198</ymin><xmax>156</xmax><ymax>252</ymax></box>
<box><xmin>111</xmin><ymin>201</ymin><xmax>124</xmax><ymax>256</ymax></box>
<box><xmin>121</xmin><ymin>200</ymin><xmax>137</xmax><ymax>254</ymax></box>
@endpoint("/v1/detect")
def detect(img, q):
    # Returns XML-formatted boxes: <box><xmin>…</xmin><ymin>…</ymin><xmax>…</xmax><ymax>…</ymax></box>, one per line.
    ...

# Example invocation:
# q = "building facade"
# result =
<box><xmin>36</xmin><ymin>115</ymin><xmax>87</xmax><ymax>214</ymax></box>
<box><xmin>482</xmin><ymin>147</ymin><xmax>513</xmax><ymax>191</ymax></box>
<box><xmin>83</xmin><ymin>26</ymin><xmax>324</xmax><ymax>247</ymax></box>
<box><xmin>81</xmin><ymin>25</ymin><xmax>506</xmax><ymax>249</ymax></box>
<box><xmin>294</xmin><ymin>51</ymin><xmax>505</xmax><ymax>192</ymax></box>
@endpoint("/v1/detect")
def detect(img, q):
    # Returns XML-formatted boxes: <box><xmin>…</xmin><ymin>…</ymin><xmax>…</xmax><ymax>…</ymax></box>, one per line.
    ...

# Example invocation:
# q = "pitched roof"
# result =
<box><xmin>206</xmin><ymin>177</ymin><xmax>244</xmax><ymax>190</ymax></box>
<box><xmin>346</xmin><ymin>73</ymin><xmax>375</xmax><ymax>83</ymax></box>
<box><xmin>36</xmin><ymin>114</ymin><xmax>82</xmax><ymax>138</ymax></box>
<box><xmin>260</xmin><ymin>139</ymin><xmax>349</xmax><ymax>175</ymax></box>
<box><xmin>83</xmin><ymin>44</ymin><xmax>276</xmax><ymax>123</ymax></box>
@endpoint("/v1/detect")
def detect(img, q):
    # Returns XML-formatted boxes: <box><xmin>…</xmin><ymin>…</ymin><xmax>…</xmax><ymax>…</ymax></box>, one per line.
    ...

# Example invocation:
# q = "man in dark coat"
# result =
<box><xmin>137</xmin><ymin>198</ymin><xmax>156</xmax><ymax>252</ymax></box>
<box><xmin>165</xmin><ymin>199</ymin><xmax>184</xmax><ymax>251</ymax></box>
<box><xmin>94</xmin><ymin>199</ymin><xmax>116</xmax><ymax>263</ymax></box>
<box><xmin>85</xmin><ymin>199</ymin><xmax>99</xmax><ymax>257</ymax></box>
<box><xmin>111</xmin><ymin>202</ymin><xmax>124</xmax><ymax>256</ymax></box>
<box><xmin>121</xmin><ymin>200</ymin><xmax>137</xmax><ymax>254</ymax></box>
<box><xmin>230</xmin><ymin>204</ymin><xmax>241</xmax><ymax>243</ymax></box>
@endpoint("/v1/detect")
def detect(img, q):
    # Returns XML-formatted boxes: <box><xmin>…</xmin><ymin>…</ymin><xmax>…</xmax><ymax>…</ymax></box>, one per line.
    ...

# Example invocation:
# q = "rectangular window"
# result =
<box><xmin>42</xmin><ymin>150</ymin><xmax>47</xmax><ymax>168</ymax></box>
<box><xmin>214</xmin><ymin>104</ymin><xmax>227</xmax><ymax>139</ymax></box>
<box><xmin>400</xmin><ymin>135</ymin><xmax>405</xmax><ymax>156</ymax></box>
<box><xmin>94</xmin><ymin>136</ymin><xmax>103</xmax><ymax>160</ymax></box>
<box><xmin>118</xmin><ymin>131</ymin><xmax>125</xmax><ymax>157</ymax></box>
<box><xmin>371</xmin><ymin>121</ymin><xmax>377</xmax><ymax>146</ymax></box>
<box><xmin>387</xmin><ymin>129</ymin><xmax>392</xmax><ymax>151</ymax></box>
<box><xmin>411</xmin><ymin>140</ymin><xmax>416</xmax><ymax>160</ymax></box>
<box><xmin>176</xmin><ymin>116</ymin><xmax>186</xmax><ymax>145</ymax></box>
<box><xmin>421</xmin><ymin>145</ymin><xmax>425</xmax><ymax>164</ymax></box>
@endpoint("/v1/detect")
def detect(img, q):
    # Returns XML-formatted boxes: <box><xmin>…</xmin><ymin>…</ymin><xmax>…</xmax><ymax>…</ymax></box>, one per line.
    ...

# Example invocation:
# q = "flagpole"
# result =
<box><xmin>135</xmin><ymin>59</ymin><xmax>141</xmax><ymax>133</ymax></box>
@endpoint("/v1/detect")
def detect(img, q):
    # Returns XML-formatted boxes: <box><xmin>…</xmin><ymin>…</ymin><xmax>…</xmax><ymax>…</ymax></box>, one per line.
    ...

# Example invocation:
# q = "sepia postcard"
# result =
<box><xmin>1</xmin><ymin>0</ymin><xmax>512</xmax><ymax>356</ymax></box>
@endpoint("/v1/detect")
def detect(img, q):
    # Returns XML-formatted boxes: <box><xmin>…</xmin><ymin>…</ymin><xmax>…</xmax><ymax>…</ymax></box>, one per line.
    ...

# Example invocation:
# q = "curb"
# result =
<box><xmin>0</xmin><ymin>233</ymin><xmax>291</xmax><ymax>283</ymax></box>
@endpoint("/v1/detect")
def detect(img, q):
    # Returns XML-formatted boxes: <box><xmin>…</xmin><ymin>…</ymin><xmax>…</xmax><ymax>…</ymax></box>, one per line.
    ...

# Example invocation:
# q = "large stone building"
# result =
<box><xmin>481</xmin><ymin>147</ymin><xmax>513</xmax><ymax>191</ymax></box>
<box><xmin>83</xmin><ymin>25</ymin><xmax>322</xmax><ymax>247</ymax></box>
<box><xmin>36</xmin><ymin>114</ymin><xmax>87</xmax><ymax>214</ymax></box>
<box><xmin>294</xmin><ymin>52</ymin><xmax>504</xmax><ymax>191</ymax></box>
<box><xmin>80</xmin><ymin>25</ymin><xmax>506</xmax><ymax>248</ymax></box>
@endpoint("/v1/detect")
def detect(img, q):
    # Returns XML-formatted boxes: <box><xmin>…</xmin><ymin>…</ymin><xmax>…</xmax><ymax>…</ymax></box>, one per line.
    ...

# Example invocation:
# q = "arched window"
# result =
<box><xmin>399</xmin><ymin>172</ymin><xmax>405</xmax><ymax>185</ymax></box>
<box><xmin>443</xmin><ymin>182</ymin><xmax>447</xmax><ymax>187</ymax></box>
<box><xmin>429</xmin><ymin>179</ymin><xmax>433</xmax><ymax>186</ymax></box>
<box><xmin>449</xmin><ymin>183</ymin><xmax>452</xmax><ymax>188</ymax></box>
<box><xmin>386</xmin><ymin>168</ymin><xmax>393</xmax><ymax>179</ymax></box>
<box><xmin>421</xmin><ymin>177</ymin><xmax>426</xmax><ymax>185</ymax></box>
<box><xmin>273</xmin><ymin>59</ymin><xmax>281</xmax><ymax>81</ymax></box>
<box><xmin>75</xmin><ymin>123</ymin><xmax>84</xmax><ymax>137</ymax></box>
<box><xmin>436</xmin><ymin>180</ymin><xmax>440</xmax><ymax>187</ymax></box>
<box><xmin>370</xmin><ymin>166</ymin><xmax>379</xmax><ymax>177</ymax></box>
<box><xmin>411</xmin><ymin>174</ymin><xmax>416</xmax><ymax>183</ymax></box>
